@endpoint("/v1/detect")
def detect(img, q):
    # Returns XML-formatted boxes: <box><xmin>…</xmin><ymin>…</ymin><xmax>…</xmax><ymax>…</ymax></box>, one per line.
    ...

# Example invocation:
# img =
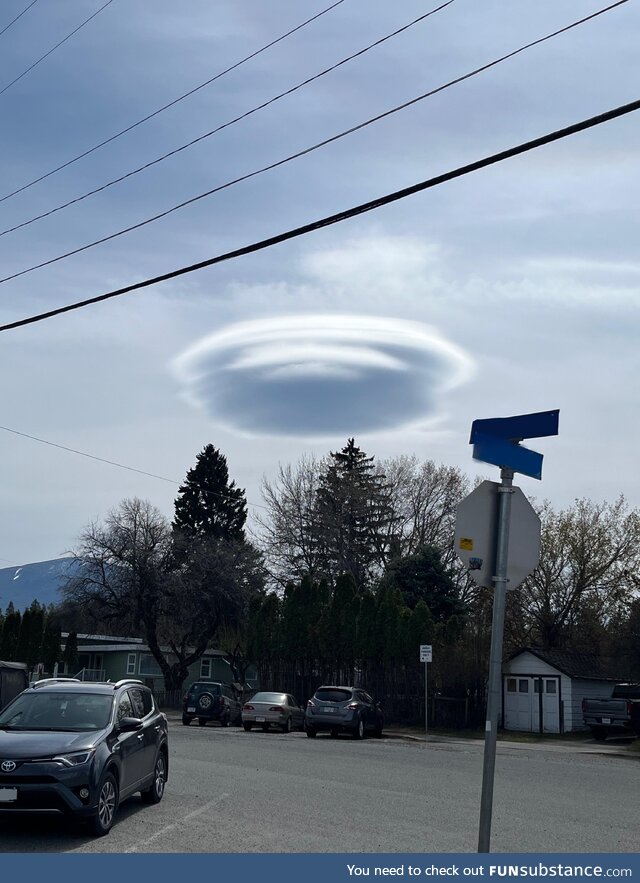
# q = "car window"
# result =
<box><xmin>0</xmin><ymin>691</ymin><xmax>113</xmax><ymax>731</ymax></box>
<box><xmin>314</xmin><ymin>688</ymin><xmax>352</xmax><ymax>703</ymax></box>
<box><xmin>116</xmin><ymin>691</ymin><xmax>134</xmax><ymax>722</ymax></box>
<box><xmin>128</xmin><ymin>687</ymin><xmax>148</xmax><ymax>718</ymax></box>
<box><xmin>191</xmin><ymin>683</ymin><xmax>221</xmax><ymax>695</ymax></box>
<box><xmin>251</xmin><ymin>692</ymin><xmax>286</xmax><ymax>704</ymax></box>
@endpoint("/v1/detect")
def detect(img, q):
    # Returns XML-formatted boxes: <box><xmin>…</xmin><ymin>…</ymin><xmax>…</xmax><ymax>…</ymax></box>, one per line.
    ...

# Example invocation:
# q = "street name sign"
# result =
<box><xmin>470</xmin><ymin>409</ymin><xmax>559</xmax><ymax>480</ymax></box>
<box><xmin>454</xmin><ymin>480</ymin><xmax>541</xmax><ymax>589</ymax></box>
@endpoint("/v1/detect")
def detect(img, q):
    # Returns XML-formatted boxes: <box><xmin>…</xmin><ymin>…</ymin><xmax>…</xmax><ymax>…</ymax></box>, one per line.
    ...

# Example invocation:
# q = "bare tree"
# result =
<box><xmin>64</xmin><ymin>497</ymin><xmax>264</xmax><ymax>691</ymax></box>
<box><xmin>515</xmin><ymin>495</ymin><xmax>640</xmax><ymax>649</ymax></box>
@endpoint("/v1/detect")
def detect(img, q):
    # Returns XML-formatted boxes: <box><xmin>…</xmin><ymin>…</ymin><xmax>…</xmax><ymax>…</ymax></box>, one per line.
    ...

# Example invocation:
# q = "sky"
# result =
<box><xmin>0</xmin><ymin>0</ymin><xmax>638</xmax><ymax>569</ymax></box>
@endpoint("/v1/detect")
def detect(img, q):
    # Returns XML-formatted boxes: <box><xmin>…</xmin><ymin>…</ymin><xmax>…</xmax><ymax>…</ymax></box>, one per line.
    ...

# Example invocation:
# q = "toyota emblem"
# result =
<box><xmin>1</xmin><ymin>760</ymin><xmax>17</xmax><ymax>772</ymax></box>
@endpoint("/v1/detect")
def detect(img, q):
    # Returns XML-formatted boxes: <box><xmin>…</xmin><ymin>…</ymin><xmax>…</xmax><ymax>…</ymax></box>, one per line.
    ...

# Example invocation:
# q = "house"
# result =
<box><xmin>54</xmin><ymin>633</ymin><xmax>258</xmax><ymax>701</ymax></box>
<box><xmin>502</xmin><ymin>647</ymin><xmax>627</xmax><ymax>734</ymax></box>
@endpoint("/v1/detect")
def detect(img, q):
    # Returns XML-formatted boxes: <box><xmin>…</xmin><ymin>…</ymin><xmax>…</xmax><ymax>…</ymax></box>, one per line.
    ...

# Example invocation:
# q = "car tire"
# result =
<box><xmin>352</xmin><ymin>717</ymin><xmax>365</xmax><ymax>740</ymax></box>
<box><xmin>141</xmin><ymin>751</ymin><xmax>167</xmax><ymax>805</ymax></box>
<box><xmin>282</xmin><ymin>717</ymin><xmax>292</xmax><ymax>734</ymax></box>
<box><xmin>243</xmin><ymin>722</ymin><xmax>252</xmax><ymax>731</ymax></box>
<box><xmin>89</xmin><ymin>771</ymin><xmax>118</xmax><ymax>837</ymax></box>
<box><xmin>198</xmin><ymin>718</ymin><xmax>207</xmax><ymax>727</ymax></box>
<box><xmin>182</xmin><ymin>715</ymin><xmax>192</xmax><ymax>726</ymax></box>
<box><xmin>591</xmin><ymin>726</ymin><xmax>607</xmax><ymax>741</ymax></box>
<box><xmin>306</xmin><ymin>727</ymin><xmax>317</xmax><ymax>738</ymax></box>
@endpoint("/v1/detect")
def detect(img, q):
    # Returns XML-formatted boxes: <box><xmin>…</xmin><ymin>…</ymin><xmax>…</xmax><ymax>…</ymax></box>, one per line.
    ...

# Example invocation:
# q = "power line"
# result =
<box><xmin>0</xmin><ymin>0</ymin><xmax>456</xmax><ymax>239</ymax></box>
<box><xmin>0</xmin><ymin>0</ymin><xmax>40</xmax><ymax>40</ymax></box>
<box><xmin>0</xmin><ymin>0</ymin><xmax>115</xmax><ymax>98</ymax></box>
<box><xmin>0</xmin><ymin>425</ymin><xmax>269</xmax><ymax>511</ymax></box>
<box><xmin>2</xmin><ymin>95</ymin><xmax>638</xmax><ymax>334</ymax></box>
<box><xmin>0</xmin><ymin>0</ymin><xmax>625</xmax><ymax>286</ymax></box>
<box><xmin>0</xmin><ymin>0</ymin><xmax>347</xmax><ymax>204</ymax></box>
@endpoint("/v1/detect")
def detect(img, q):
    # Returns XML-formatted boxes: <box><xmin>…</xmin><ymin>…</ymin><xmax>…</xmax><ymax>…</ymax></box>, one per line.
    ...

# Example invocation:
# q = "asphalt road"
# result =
<box><xmin>1</xmin><ymin>721</ymin><xmax>638</xmax><ymax>853</ymax></box>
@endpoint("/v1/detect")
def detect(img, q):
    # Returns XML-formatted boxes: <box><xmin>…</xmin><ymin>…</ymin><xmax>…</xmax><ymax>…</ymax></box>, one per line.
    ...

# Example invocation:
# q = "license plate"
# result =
<box><xmin>602</xmin><ymin>717</ymin><xmax>611</xmax><ymax>724</ymax></box>
<box><xmin>187</xmin><ymin>707</ymin><xmax>195</xmax><ymax>713</ymax></box>
<box><xmin>322</xmin><ymin>707</ymin><xmax>336</xmax><ymax>713</ymax></box>
<box><xmin>0</xmin><ymin>788</ymin><xmax>17</xmax><ymax>803</ymax></box>
<box><xmin>256</xmin><ymin>716</ymin><xmax>266</xmax><ymax>722</ymax></box>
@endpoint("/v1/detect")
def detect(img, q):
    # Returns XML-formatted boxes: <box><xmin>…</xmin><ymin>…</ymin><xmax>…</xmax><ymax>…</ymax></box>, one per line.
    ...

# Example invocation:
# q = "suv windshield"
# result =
<box><xmin>314</xmin><ymin>689</ymin><xmax>352</xmax><ymax>703</ymax></box>
<box><xmin>0</xmin><ymin>691</ymin><xmax>113</xmax><ymax>731</ymax></box>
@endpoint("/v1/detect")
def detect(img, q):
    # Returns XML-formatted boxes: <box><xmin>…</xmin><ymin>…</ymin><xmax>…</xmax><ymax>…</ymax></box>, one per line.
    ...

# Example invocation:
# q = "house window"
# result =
<box><xmin>506</xmin><ymin>678</ymin><xmax>517</xmax><ymax>692</ymax></box>
<box><xmin>518</xmin><ymin>679</ymin><xmax>529</xmax><ymax>693</ymax></box>
<box><xmin>139</xmin><ymin>654</ymin><xmax>163</xmax><ymax>677</ymax></box>
<box><xmin>126</xmin><ymin>654</ymin><xmax>136</xmax><ymax>675</ymax></box>
<box><xmin>200</xmin><ymin>657</ymin><xmax>212</xmax><ymax>679</ymax></box>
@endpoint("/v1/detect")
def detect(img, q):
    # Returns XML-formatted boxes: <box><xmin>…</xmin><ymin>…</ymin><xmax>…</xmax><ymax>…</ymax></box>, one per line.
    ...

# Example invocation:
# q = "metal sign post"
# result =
<box><xmin>420</xmin><ymin>644</ymin><xmax>432</xmax><ymax>743</ymax></box>
<box><xmin>454</xmin><ymin>410</ymin><xmax>559</xmax><ymax>855</ymax></box>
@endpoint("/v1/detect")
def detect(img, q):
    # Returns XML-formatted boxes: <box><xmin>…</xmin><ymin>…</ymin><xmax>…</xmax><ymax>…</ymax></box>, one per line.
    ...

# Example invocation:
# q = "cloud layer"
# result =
<box><xmin>172</xmin><ymin>314</ymin><xmax>473</xmax><ymax>437</ymax></box>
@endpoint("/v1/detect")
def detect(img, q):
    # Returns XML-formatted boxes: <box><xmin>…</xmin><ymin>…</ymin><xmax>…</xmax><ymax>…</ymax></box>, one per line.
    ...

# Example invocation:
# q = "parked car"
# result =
<box><xmin>305</xmin><ymin>685</ymin><xmax>383</xmax><ymax>739</ymax></box>
<box><xmin>0</xmin><ymin>677</ymin><xmax>168</xmax><ymax>836</ymax></box>
<box><xmin>582</xmin><ymin>683</ymin><xmax>640</xmax><ymax>740</ymax></box>
<box><xmin>182</xmin><ymin>681</ymin><xmax>242</xmax><ymax>727</ymax></box>
<box><xmin>241</xmin><ymin>692</ymin><xmax>305</xmax><ymax>733</ymax></box>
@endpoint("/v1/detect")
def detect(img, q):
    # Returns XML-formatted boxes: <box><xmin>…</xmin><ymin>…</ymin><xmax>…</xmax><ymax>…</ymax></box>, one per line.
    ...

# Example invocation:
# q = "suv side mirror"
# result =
<box><xmin>118</xmin><ymin>716</ymin><xmax>143</xmax><ymax>733</ymax></box>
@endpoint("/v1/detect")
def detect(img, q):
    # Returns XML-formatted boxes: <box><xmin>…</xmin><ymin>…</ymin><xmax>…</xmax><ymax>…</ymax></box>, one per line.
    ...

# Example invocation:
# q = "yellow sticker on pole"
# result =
<box><xmin>459</xmin><ymin>537</ymin><xmax>474</xmax><ymax>551</ymax></box>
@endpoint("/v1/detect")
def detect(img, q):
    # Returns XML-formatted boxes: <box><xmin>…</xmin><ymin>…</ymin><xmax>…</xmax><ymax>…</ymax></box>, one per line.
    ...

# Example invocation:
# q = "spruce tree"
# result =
<box><xmin>173</xmin><ymin>444</ymin><xmax>247</xmax><ymax>542</ymax></box>
<box><xmin>62</xmin><ymin>631</ymin><xmax>79</xmax><ymax>676</ymax></box>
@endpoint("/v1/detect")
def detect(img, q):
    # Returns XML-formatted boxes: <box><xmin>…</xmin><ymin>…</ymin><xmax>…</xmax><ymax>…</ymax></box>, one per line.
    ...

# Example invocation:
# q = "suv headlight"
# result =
<box><xmin>51</xmin><ymin>749</ymin><xmax>96</xmax><ymax>767</ymax></box>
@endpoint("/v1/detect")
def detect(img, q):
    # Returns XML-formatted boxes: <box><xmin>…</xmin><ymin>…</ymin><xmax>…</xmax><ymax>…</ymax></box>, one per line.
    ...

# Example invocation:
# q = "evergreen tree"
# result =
<box><xmin>314</xmin><ymin>439</ymin><xmax>395</xmax><ymax>588</ymax></box>
<box><xmin>173</xmin><ymin>444</ymin><xmax>247</xmax><ymax>541</ymax></box>
<box><xmin>41</xmin><ymin>618</ymin><xmax>62</xmax><ymax>675</ymax></box>
<box><xmin>382</xmin><ymin>545</ymin><xmax>465</xmax><ymax>620</ymax></box>
<box><xmin>26</xmin><ymin>601</ymin><xmax>45</xmax><ymax>671</ymax></box>
<box><xmin>0</xmin><ymin>604</ymin><xmax>21</xmax><ymax>660</ymax></box>
<box><xmin>63</xmin><ymin>631</ymin><xmax>79</xmax><ymax>675</ymax></box>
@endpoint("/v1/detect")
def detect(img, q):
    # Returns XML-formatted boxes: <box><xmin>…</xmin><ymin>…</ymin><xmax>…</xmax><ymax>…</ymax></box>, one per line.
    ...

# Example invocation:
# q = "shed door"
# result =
<box><xmin>532</xmin><ymin>678</ymin><xmax>560</xmax><ymax>733</ymax></box>
<box><xmin>503</xmin><ymin>678</ymin><xmax>532</xmax><ymax>731</ymax></box>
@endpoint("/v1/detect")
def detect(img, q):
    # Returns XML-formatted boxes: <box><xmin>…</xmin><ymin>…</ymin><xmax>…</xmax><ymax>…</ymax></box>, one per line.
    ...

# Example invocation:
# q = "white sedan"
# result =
<box><xmin>241</xmin><ymin>692</ymin><xmax>305</xmax><ymax>733</ymax></box>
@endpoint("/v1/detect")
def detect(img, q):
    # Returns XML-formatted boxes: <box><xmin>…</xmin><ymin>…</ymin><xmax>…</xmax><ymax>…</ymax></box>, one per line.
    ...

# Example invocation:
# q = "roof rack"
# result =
<box><xmin>112</xmin><ymin>679</ymin><xmax>144</xmax><ymax>688</ymax></box>
<box><xmin>32</xmin><ymin>678</ymin><xmax>81</xmax><ymax>689</ymax></box>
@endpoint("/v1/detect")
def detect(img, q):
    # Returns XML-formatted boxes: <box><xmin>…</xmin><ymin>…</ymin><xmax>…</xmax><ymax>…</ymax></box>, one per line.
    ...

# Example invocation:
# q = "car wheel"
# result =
<box><xmin>141</xmin><ymin>751</ymin><xmax>167</xmax><ymax>804</ymax></box>
<box><xmin>243</xmin><ymin>722</ymin><xmax>252</xmax><ymax>732</ymax></box>
<box><xmin>352</xmin><ymin>717</ymin><xmax>365</xmax><ymax>740</ymax></box>
<box><xmin>198</xmin><ymin>718</ymin><xmax>207</xmax><ymax>727</ymax></box>
<box><xmin>282</xmin><ymin>717</ymin><xmax>292</xmax><ymax>734</ymax></box>
<box><xmin>306</xmin><ymin>727</ymin><xmax>317</xmax><ymax>738</ymax></box>
<box><xmin>591</xmin><ymin>726</ymin><xmax>607</xmax><ymax>741</ymax></box>
<box><xmin>90</xmin><ymin>771</ymin><xmax>118</xmax><ymax>836</ymax></box>
<box><xmin>182</xmin><ymin>715</ymin><xmax>192</xmax><ymax>726</ymax></box>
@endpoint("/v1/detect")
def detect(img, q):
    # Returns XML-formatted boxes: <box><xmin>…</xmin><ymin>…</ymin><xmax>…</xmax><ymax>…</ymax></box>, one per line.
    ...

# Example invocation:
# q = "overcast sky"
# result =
<box><xmin>0</xmin><ymin>0</ymin><xmax>638</xmax><ymax>568</ymax></box>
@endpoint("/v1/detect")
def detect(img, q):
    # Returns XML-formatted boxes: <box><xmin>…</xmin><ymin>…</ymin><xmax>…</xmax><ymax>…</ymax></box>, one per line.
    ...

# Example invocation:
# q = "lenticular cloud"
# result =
<box><xmin>171</xmin><ymin>315</ymin><xmax>473</xmax><ymax>437</ymax></box>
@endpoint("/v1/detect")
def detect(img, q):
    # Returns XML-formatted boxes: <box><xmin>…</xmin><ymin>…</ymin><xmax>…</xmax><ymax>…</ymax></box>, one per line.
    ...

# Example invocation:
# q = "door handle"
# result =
<box><xmin>137</xmin><ymin>734</ymin><xmax>144</xmax><ymax>740</ymax></box>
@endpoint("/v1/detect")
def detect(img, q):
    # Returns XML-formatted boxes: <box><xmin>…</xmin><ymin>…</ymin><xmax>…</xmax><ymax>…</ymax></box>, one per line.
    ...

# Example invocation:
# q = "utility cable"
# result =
<box><xmin>0</xmin><ymin>0</ymin><xmax>40</xmax><ymax>40</ymax></box>
<box><xmin>1</xmin><ymin>95</ymin><xmax>638</xmax><ymax>333</ymax></box>
<box><xmin>0</xmin><ymin>425</ymin><xmax>269</xmax><ymax>511</ymax></box>
<box><xmin>0</xmin><ymin>0</ymin><xmax>625</xmax><ymax>285</ymax></box>
<box><xmin>0</xmin><ymin>0</ymin><xmax>115</xmax><ymax>98</ymax></box>
<box><xmin>0</xmin><ymin>0</ymin><xmax>347</xmax><ymax>203</ymax></box>
<box><xmin>0</xmin><ymin>0</ymin><xmax>455</xmax><ymax>239</ymax></box>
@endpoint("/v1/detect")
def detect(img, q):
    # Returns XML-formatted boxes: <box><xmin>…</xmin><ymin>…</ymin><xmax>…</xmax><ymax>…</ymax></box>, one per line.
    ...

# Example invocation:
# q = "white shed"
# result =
<box><xmin>502</xmin><ymin>648</ymin><xmax>625</xmax><ymax>734</ymax></box>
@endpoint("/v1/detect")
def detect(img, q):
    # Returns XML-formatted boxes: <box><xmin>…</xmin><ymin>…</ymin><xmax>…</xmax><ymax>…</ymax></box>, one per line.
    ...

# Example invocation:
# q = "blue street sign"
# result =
<box><xmin>469</xmin><ymin>409</ymin><xmax>559</xmax><ymax>444</ymax></box>
<box><xmin>470</xmin><ymin>410</ymin><xmax>559</xmax><ymax>479</ymax></box>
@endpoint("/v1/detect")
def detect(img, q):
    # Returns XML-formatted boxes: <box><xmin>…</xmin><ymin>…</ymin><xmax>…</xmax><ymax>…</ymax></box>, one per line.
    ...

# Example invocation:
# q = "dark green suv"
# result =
<box><xmin>182</xmin><ymin>682</ymin><xmax>242</xmax><ymax>727</ymax></box>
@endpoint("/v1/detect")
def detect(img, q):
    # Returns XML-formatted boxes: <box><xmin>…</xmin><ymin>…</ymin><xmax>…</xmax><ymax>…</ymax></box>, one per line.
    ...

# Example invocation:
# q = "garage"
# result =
<box><xmin>502</xmin><ymin>648</ymin><xmax>624</xmax><ymax>734</ymax></box>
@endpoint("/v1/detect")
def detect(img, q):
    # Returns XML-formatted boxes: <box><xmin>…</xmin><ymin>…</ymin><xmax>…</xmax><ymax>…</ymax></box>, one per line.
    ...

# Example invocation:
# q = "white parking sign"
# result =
<box><xmin>419</xmin><ymin>645</ymin><xmax>432</xmax><ymax>663</ymax></box>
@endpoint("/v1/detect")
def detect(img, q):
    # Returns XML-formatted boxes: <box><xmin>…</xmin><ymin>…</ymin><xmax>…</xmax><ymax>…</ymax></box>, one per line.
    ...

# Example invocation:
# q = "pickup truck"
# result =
<box><xmin>582</xmin><ymin>683</ymin><xmax>640</xmax><ymax>740</ymax></box>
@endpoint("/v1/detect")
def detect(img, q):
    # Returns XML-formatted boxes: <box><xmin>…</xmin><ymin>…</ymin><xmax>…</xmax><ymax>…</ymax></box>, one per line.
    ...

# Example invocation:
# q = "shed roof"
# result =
<box><xmin>509</xmin><ymin>647</ymin><xmax>627</xmax><ymax>681</ymax></box>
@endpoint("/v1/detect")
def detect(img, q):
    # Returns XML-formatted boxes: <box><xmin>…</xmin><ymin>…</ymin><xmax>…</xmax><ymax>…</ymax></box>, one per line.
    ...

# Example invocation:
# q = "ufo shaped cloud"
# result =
<box><xmin>171</xmin><ymin>315</ymin><xmax>474</xmax><ymax>437</ymax></box>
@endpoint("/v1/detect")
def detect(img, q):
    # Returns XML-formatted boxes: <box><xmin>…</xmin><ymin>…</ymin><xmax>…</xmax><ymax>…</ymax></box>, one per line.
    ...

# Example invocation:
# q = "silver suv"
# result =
<box><xmin>305</xmin><ymin>685</ymin><xmax>383</xmax><ymax>739</ymax></box>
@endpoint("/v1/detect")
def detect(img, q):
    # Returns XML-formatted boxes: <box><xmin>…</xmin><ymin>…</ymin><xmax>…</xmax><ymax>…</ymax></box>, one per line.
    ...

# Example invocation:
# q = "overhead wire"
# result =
<box><xmin>0</xmin><ymin>0</ymin><xmax>626</xmax><ymax>286</ymax></box>
<box><xmin>0</xmin><ymin>0</ymin><xmax>348</xmax><ymax>203</ymax></box>
<box><xmin>0</xmin><ymin>0</ymin><xmax>115</xmax><ymax>98</ymax></box>
<box><xmin>0</xmin><ymin>0</ymin><xmax>40</xmax><ymax>40</ymax></box>
<box><xmin>0</xmin><ymin>0</ymin><xmax>456</xmax><ymax>239</ymax></box>
<box><xmin>0</xmin><ymin>425</ymin><xmax>269</xmax><ymax>511</ymax></box>
<box><xmin>1</xmin><ymin>95</ymin><xmax>638</xmax><ymax>333</ymax></box>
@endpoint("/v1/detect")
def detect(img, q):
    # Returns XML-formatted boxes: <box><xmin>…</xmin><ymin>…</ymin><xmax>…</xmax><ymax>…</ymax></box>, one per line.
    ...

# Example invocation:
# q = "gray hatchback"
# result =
<box><xmin>305</xmin><ymin>686</ymin><xmax>383</xmax><ymax>739</ymax></box>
